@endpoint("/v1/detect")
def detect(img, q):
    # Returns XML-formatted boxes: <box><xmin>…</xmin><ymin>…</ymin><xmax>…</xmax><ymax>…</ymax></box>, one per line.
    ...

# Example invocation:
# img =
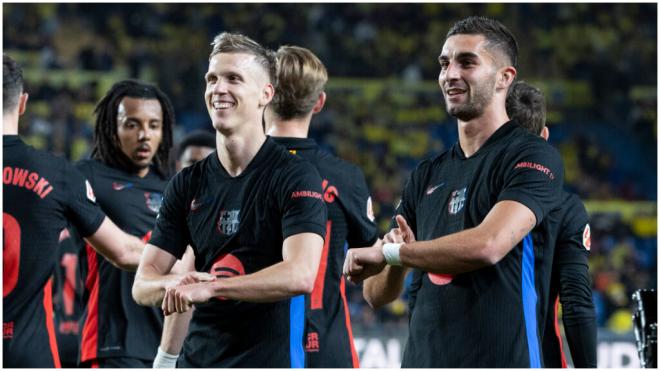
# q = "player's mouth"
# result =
<box><xmin>136</xmin><ymin>145</ymin><xmax>152</xmax><ymax>159</ymax></box>
<box><xmin>212</xmin><ymin>99</ymin><xmax>236</xmax><ymax>111</ymax></box>
<box><xmin>446</xmin><ymin>88</ymin><xmax>466</xmax><ymax>97</ymax></box>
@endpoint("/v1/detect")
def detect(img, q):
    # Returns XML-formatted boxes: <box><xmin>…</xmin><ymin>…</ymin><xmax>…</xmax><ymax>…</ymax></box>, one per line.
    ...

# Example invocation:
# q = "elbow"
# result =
<box><xmin>475</xmin><ymin>237</ymin><xmax>505</xmax><ymax>267</ymax></box>
<box><xmin>131</xmin><ymin>279</ymin><xmax>149</xmax><ymax>306</ymax></box>
<box><xmin>290</xmin><ymin>267</ymin><xmax>316</xmax><ymax>295</ymax></box>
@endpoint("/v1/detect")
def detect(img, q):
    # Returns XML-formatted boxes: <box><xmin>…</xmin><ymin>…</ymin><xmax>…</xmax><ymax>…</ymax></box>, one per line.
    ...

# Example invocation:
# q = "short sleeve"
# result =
<box><xmin>64</xmin><ymin>164</ymin><xmax>105</xmax><ymax>238</ymax></box>
<box><xmin>149</xmin><ymin>170</ymin><xmax>192</xmax><ymax>259</ymax></box>
<box><xmin>344</xmin><ymin>166</ymin><xmax>378</xmax><ymax>248</ymax></box>
<box><xmin>279</xmin><ymin>160</ymin><xmax>327</xmax><ymax>240</ymax></box>
<box><xmin>497</xmin><ymin>139</ymin><xmax>564</xmax><ymax>226</ymax></box>
<box><xmin>393</xmin><ymin>166</ymin><xmax>421</xmax><ymax>235</ymax></box>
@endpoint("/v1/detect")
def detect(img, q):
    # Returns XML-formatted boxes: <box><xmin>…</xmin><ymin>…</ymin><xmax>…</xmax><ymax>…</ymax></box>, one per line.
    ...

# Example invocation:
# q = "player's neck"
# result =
<box><xmin>457</xmin><ymin>105</ymin><xmax>509</xmax><ymax>158</ymax></box>
<box><xmin>216</xmin><ymin>127</ymin><xmax>267</xmax><ymax>177</ymax></box>
<box><xmin>265</xmin><ymin>116</ymin><xmax>310</xmax><ymax>138</ymax></box>
<box><xmin>2</xmin><ymin>114</ymin><xmax>19</xmax><ymax>135</ymax></box>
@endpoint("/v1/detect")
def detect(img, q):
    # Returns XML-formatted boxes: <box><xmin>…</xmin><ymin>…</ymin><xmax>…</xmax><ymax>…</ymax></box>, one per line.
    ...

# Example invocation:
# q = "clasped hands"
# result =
<box><xmin>343</xmin><ymin>215</ymin><xmax>415</xmax><ymax>284</ymax></box>
<box><xmin>161</xmin><ymin>271</ymin><xmax>216</xmax><ymax>315</ymax></box>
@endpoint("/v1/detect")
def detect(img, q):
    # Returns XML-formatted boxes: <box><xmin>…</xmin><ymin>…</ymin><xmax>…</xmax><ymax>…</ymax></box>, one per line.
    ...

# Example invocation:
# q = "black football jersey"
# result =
<box><xmin>75</xmin><ymin>159</ymin><xmax>167</xmax><ymax>363</ymax></box>
<box><xmin>541</xmin><ymin>192</ymin><xmax>597</xmax><ymax>368</ymax></box>
<box><xmin>273</xmin><ymin>137</ymin><xmax>378</xmax><ymax>368</ymax></box>
<box><xmin>52</xmin><ymin>225</ymin><xmax>86</xmax><ymax>367</ymax></box>
<box><xmin>3</xmin><ymin>135</ymin><xmax>105</xmax><ymax>367</ymax></box>
<box><xmin>398</xmin><ymin>122</ymin><xmax>564</xmax><ymax>367</ymax></box>
<box><xmin>150</xmin><ymin>137</ymin><xmax>327</xmax><ymax>367</ymax></box>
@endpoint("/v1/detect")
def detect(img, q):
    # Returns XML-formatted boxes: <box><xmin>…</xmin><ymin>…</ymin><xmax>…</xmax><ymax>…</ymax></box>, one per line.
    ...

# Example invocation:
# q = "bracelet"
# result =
<box><xmin>153</xmin><ymin>346</ymin><xmax>179</xmax><ymax>368</ymax></box>
<box><xmin>382</xmin><ymin>243</ymin><xmax>402</xmax><ymax>266</ymax></box>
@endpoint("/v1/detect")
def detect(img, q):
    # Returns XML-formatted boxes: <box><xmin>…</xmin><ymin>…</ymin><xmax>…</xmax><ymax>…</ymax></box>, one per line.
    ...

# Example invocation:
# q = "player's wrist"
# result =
<box><xmin>153</xmin><ymin>346</ymin><xmax>179</xmax><ymax>368</ymax></box>
<box><xmin>382</xmin><ymin>242</ymin><xmax>402</xmax><ymax>266</ymax></box>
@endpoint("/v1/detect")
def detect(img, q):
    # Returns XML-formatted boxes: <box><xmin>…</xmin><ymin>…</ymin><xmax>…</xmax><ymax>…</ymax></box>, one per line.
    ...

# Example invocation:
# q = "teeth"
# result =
<box><xmin>213</xmin><ymin>101</ymin><xmax>234</xmax><ymax>109</ymax></box>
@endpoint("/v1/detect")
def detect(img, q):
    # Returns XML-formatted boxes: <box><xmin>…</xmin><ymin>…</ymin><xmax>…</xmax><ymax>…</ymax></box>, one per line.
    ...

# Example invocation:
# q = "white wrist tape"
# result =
<box><xmin>382</xmin><ymin>243</ymin><xmax>402</xmax><ymax>266</ymax></box>
<box><xmin>153</xmin><ymin>347</ymin><xmax>179</xmax><ymax>368</ymax></box>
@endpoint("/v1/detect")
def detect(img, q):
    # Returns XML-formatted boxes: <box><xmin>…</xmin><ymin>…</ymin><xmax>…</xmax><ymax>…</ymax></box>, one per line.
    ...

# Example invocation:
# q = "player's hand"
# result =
<box><xmin>343</xmin><ymin>239</ymin><xmax>386</xmax><ymax>284</ymax></box>
<box><xmin>162</xmin><ymin>281</ymin><xmax>215</xmax><ymax>315</ymax></box>
<box><xmin>162</xmin><ymin>272</ymin><xmax>216</xmax><ymax>315</ymax></box>
<box><xmin>395</xmin><ymin>215</ymin><xmax>416</xmax><ymax>243</ymax></box>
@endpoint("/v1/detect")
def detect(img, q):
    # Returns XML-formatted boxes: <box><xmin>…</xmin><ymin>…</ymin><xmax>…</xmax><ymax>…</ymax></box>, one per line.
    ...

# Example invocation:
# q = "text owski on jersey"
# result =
<box><xmin>3</xmin><ymin>166</ymin><xmax>54</xmax><ymax>199</ymax></box>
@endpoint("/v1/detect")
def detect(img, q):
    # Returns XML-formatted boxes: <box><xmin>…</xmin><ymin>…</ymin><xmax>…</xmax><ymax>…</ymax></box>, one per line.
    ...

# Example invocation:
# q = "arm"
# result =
<box><xmin>345</xmin><ymin>200</ymin><xmax>536</xmax><ymax>283</ymax></box>
<box><xmin>163</xmin><ymin>232</ymin><xmax>323</xmax><ymax>314</ymax></box>
<box><xmin>132</xmin><ymin>244</ymin><xmax>215</xmax><ymax>307</ymax></box>
<box><xmin>157</xmin><ymin>247</ymin><xmax>196</xmax><ymax>359</ymax></box>
<box><xmin>362</xmin><ymin>215</ymin><xmax>412</xmax><ymax>309</ymax></box>
<box><xmin>83</xmin><ymin>216</ymin><xmax>145</xmax><ymax>271</ymax></box>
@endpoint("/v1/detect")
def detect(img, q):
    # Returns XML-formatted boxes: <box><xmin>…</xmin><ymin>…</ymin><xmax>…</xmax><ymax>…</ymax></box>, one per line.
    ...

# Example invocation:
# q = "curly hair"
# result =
<box><xmin>90</xmin><ymin>79</ymin><xmax>175</xmax><ymax>177</ymax></box>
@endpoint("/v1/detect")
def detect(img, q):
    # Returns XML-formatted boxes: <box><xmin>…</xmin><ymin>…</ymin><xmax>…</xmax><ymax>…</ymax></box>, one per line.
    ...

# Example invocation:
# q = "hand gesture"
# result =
<box><xmin>343</xmin><ymin>239</ymin><xmax>386</xmax><ymax>284</ymax></box>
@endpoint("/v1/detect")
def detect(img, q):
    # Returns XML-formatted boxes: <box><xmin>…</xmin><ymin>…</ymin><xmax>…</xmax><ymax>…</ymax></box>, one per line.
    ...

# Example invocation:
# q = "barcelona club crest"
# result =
<box><xmin>448</xmin><ymin>187</ymin><xmax>467</xmax><ymax>215</ymax></box>
<box><xmin>217</xmin><ymin>209</ymin><xmax>240</xmax><ymax>235</ymax></box>
<box><xmin>144</xmin><ymin>192</ymin><xmax>163</xmax><ymax>214</ymax></box>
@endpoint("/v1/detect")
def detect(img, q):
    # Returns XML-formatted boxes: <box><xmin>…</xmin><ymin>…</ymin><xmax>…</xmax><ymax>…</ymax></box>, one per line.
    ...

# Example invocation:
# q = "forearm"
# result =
<box><xmin>160</xmin><ymin>309</ymin><xmax>193</xmax><ymax>354</ymax></box>
<box><xmin>399</xmin><ymin>227</ymin><xmax>495</xmax><ymax>274</ymax></box>
<box><xmin>210</xmin><ymin>260</ymin><xmax>316</xmax><ymax>302</ymax></box>
<box><xmin>133</xmin><ymin>269</ymin><xmax>182</xmax><ymax>307</ymax></box>
<box><xmin>363</xmin><ymin>265</ymin><xmax>408</xmax><ymax>309</ymax></box>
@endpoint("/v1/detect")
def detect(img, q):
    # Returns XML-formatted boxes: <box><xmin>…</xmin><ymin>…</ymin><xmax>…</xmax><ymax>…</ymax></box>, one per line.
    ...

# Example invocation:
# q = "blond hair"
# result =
<box><xmin>210</xmin><ymin>32</ymin><xmax>276</xmax><ymax>84</ymax></box>
<box><xmin>270</xmin><ymin>45</ymin><xmax>328</xmax><ymax>120</ymax></box>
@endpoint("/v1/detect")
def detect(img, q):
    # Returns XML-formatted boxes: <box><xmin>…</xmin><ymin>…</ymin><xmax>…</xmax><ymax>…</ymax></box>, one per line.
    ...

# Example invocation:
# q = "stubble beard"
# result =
<box><xmin>447</xmin><ymin>77</ymin><xmax>496</xmax><ymax>121</ymax></box>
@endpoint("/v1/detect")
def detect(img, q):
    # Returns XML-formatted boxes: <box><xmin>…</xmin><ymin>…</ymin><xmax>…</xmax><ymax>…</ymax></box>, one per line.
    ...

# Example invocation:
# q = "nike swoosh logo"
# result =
<box><xmin>426</xmin><ymin>182</ymin><xmax>445</xmax><ymax>195</ymax></box>
<box><xmin>112</xmin><ymin>182</ymin><xmax>133</xmax><ymax>191</ymax></box>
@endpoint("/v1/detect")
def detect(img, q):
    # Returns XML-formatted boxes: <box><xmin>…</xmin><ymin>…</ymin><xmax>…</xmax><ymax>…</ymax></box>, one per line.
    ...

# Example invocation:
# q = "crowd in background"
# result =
<box><xmin>4</xmin><ymin>3</ymin><xmax>656</xmax><ymax>335</ymax></box>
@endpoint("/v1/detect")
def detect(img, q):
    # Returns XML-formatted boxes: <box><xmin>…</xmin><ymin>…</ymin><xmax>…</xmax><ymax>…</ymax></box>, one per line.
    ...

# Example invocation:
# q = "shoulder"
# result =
<box><xmin>560</xmin><ymin>192</ymin><xmax>589</xmax><ymax>226</ymax></box>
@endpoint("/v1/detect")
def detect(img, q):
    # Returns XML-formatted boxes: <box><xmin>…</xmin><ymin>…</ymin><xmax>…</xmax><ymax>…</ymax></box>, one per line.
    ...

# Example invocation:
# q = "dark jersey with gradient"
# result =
<box><xmin>542</xmin><ymin>192</ymin><xmax>597</xmax><ymax>368</ymax></box>
<box><xmin>397</xmin><ymin>122</ymin><xmax>564</xmax><ymax>367</ymax></box>
<box><xmin>53</xmin><ymin>225</ymin><xmax>86</xmax><ymax>367</ymax></box>
<box><xmin>273</xmin><ymin>137</ymin><xmax>378</xmax><ymax>368</ymax></box>
<box><xmin>3</xmin><ymin>135</ymin><xmax>105</xmax><ymax>368</ymax></box>
<box><xmin>150</xmin><ymin>137</ymin><xmax>327</xmax><ymax>368</ymax></box>
<box><xmin>75</xmin><ymin>159</ymin><xmax>167</xmax><ymax>363</ymax></box>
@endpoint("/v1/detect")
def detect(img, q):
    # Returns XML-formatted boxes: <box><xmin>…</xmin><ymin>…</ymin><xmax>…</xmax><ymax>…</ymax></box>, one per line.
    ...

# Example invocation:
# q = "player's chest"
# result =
<box><xmin>93</xmin><ymin>176</ymin><xmax>165</xmax><ymax>224</ymax></box>
<box><xmin>415</xmin><ymin>161</ymin><xmax>497</xmax><ymax>240</ymax></box>
<box><xmin>186</xmin><ymin>180</ymin><xmax>282</xmax><ymax>248</ymax></box>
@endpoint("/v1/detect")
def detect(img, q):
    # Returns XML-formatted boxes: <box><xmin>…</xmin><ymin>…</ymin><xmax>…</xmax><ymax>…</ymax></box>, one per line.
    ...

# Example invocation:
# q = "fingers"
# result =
<box><xmin>343</xmin><ymin>250</ymin><xmax>364</xmax><ymax>283</ymax></box>
<box><xmin>162</xmin><ymin>287</ymin><xmax>176</xmax><ymax>316</ymax></box>
<box><xmin>396</xmin><ymin>215</ymin><xmax>416</xmax><ymax>243</ymax></box>
<box><xmin>384</xmin><ymin>229</ymin><xmax>403</xmax><ymax>243</ymax></box>
<box><xmin>191</xmin><ymin>272</ymin><xmax>216</xmax><ymax>282</ymax></box>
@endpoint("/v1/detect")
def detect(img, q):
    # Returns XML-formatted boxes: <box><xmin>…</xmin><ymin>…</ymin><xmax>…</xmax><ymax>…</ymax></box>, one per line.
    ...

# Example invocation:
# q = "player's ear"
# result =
<box><xmin>312</xmin><ymin>92</ymin><xmax>326</xmax><ymax>114</ymax></box>
<box><xmin>18</xmin><ymin>92</ymin><xmax>28</xmax><ymax>116</ymax></box>
<box><xmin>497</xmin><ymin>66</ymin><xmax>516</xmax><ymax>90</ymax></box>
<box><xmin>260</xmin><ymin>83</ymin><xmax>274</xmax><ymax>108</ymax></box>
<box><xmin>541</xmin><ymin>126</ymin><xmax>549</xmax><ymax>141</ymax></box>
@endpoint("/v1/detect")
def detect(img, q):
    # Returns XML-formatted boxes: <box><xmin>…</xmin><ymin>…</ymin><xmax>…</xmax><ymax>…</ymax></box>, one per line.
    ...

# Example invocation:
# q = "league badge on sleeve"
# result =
<box><xmin>85</xmin><ymin>180</ymin><xmax>96</xmax><ymax>203</ymax></box>
<box><xmin>582</xmin><ymin>223</ymin><xmax>591</xmax><ymax>251</ymax></box>
<box><xmin>366</xmin><ymin>196</ymin><xmax>375</xmax><ymax>222</ymax></box>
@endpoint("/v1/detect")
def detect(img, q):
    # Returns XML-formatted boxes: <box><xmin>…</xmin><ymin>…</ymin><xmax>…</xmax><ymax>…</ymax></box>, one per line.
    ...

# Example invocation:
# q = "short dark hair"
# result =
<box><xmin>3</xmin><ymin>54</ymin><xmax>24</xmax><ymax>113</ymax></box>
<box><xmin>90</xmin><ymin>79</ymin><xmax>175</xmax><ymax>177</ymax></box>
<box><xmin>447</xmin><ymin>16</ymin><xmax>518</xmax><ymax>68</ymax></box>
<box><xmin>506</xmin><ymin>80</ymin><xmax>546</xmax><ymax>135</ymax></box>
<box><xmin>210</xmin><ymin>32</ymin><xmax>277</xmax><ymax>84</ymax></box>
<box><xmin>176</xmin><ymin>130</ymin><xmax>215</xmax><ymax>161</ymax></box>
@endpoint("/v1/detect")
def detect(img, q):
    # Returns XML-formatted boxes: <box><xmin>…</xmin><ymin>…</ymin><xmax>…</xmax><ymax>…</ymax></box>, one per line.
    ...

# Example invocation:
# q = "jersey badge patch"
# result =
<box><xmin>366</xmin><ymin>196</ymin><xmax>375</xmax><ymax>222</ymax></box>
<box><xmin>582</xmin><ymin>223</ymin><xmax>591</xmax><ymax>251</ymax></box>
<box><xmin>85</xmin><ymin>180</ymin><xmax>96</xmax><ymax>203</ymax></box>
<box><xmin>447</xmin><ymin>187</ymin><xmax>467</xmax><ymax>215</ymax></box>
<box><xmin>217</xmin><ymin>209</ymin><xmax>240</xmax><ymax>235</ymax></box>
<box><xmin>144</xmin><ymin>192</ymin><xmax>163</xmax><ymax>213</ymax></box>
